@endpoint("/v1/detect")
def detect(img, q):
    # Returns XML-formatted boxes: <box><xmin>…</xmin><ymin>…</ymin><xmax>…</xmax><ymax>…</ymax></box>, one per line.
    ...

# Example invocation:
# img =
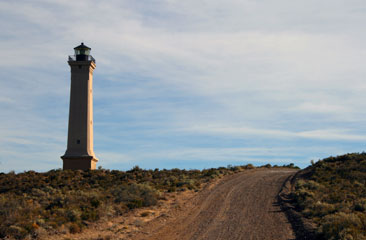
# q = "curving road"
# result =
<box><xmin>137</xmin><ymin>169</ymin><xmax>297</xmax><ymax>240</ymax></box>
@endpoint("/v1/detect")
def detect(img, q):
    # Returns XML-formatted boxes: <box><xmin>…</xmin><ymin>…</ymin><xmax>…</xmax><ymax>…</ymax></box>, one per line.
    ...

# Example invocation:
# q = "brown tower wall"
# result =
<box><xmin>61</xmin><ymin>60</ymin><xmax>98</xmax><ymax>170</ymax></box>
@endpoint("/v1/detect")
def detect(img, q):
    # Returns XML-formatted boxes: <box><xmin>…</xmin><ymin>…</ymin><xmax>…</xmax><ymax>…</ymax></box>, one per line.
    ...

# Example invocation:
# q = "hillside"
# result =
<box><xmin>293</xmin><ymin>153</ymin><xmax>366</xmax><ymax>239</ymax></box>
<box><xmin>1</xmin><ymin>164</ymin><xmax>275</xmax><ymax>239</ymax></box>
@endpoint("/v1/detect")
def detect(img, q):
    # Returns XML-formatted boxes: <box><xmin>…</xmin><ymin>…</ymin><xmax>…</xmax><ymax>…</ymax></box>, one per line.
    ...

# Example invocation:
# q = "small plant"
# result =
<box><xmin>69</xmin><ymin>223</ymin><xmax>81</xmax><ymax>234</ymax></box>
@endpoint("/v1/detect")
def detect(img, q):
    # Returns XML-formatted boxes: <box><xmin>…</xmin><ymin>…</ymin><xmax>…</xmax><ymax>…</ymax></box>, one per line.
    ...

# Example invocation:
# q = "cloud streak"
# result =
<box><xmin>183</xmin><ymin>125</ymin><xmax>366</xmax><ymax>141</ymax></box>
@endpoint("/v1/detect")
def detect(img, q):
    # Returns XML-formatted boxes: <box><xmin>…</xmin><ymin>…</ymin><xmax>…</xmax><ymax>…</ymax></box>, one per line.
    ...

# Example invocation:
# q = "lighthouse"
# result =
<box><xmin>61</xmin><ymin>43</ymin><xmax>98</xmax><ymax>170</ymax></box>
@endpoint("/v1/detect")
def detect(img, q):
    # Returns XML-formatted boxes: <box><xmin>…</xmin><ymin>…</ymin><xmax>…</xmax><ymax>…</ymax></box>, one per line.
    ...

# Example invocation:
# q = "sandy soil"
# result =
<box><xmin>134</xmin><ymin>168</ymin><xmax>297</xmax><ymax>240</ymax></box>
<box><xmin>50</xmin><ymin>169</ymin><xmax>297</xmax><ymax>240</ymax></box>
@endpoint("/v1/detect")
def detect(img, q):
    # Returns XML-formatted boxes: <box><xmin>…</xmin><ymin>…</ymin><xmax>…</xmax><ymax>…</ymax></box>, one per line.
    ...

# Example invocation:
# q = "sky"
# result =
<box><xmin>1</xmin><ymin>0</ymin><xmax>366</xmax><ymax>172</ymax></box>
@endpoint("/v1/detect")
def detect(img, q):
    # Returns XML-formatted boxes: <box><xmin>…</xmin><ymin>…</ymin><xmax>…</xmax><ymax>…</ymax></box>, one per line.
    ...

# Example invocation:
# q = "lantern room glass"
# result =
<box><xmin>75</xmin><ymin>48</ymin><xmax>90</xmax><ymax>56</ymax></box>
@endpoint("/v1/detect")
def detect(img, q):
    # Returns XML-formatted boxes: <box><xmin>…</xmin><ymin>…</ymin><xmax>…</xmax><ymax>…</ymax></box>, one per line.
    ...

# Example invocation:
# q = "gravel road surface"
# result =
<box><xmin>137</xmin><ymin>169</ymin><xmax>297</xmax><ymax>240</ymax></box>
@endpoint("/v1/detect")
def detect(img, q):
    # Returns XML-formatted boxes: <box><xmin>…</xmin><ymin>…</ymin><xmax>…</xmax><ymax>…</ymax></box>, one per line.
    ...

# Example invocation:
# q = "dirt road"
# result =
<box><xmin>136</xmin><ymin>169</ymin><xmax>297</xmax><ymax>240</ymax></box>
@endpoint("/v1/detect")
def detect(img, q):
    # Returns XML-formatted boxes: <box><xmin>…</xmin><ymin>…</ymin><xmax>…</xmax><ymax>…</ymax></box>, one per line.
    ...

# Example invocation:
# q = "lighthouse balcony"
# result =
<box><xmin>68</xmin><ymin>55</ymin><xmax>95</xmax><ymax>62</ymax></box>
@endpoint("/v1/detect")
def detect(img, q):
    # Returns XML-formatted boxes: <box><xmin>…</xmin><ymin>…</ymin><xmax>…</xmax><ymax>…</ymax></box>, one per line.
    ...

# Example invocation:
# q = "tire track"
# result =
<box><xmin>137</xmin><ymin>169</ymin><xmax>297</xmax><ymax>240</ymax></box>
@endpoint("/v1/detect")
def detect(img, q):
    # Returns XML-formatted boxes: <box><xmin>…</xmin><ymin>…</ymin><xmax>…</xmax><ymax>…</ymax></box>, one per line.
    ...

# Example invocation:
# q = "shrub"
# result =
<box><xmin>69</xmin><ymin>223</ymin><xmax>81</xmax><ymax>234</ymax></box>
<box><xmin>242</xmin><ymin>164</ymin><xmax>255</xmax><ymax>169</ymax></box>
<box><xmin>112</xmin><ymin>183</ymin><xmax>158</xmax><ymax>208</ymax></box>
<box><xmin>354</xmin><ymin>199</ymin><xmax>366</xmax><ymax>212</ymax></box>
<box><xmin>7</xmin><ymin>225</ymin><xmax>28</xmax><ymax>239</ymax></box>
<box><xmin>320</xmin><ymin>213</ymin><xmax>366</xmax><ymax>240</ymax></box>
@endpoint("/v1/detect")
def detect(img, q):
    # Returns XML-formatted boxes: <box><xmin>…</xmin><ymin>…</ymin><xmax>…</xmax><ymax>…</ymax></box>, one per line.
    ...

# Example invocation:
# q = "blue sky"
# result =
<box><xmin>1</xmin><ymin>0</ymin><xmax>366</xmax><ymax>172</ymax></box>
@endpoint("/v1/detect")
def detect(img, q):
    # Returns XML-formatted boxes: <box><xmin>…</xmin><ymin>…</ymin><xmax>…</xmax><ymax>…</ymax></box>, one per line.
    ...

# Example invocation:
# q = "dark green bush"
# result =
<box><xmin>112</xmin><ymin>183</ymin><xmax>158</xmax><ymax>208</ymax></box>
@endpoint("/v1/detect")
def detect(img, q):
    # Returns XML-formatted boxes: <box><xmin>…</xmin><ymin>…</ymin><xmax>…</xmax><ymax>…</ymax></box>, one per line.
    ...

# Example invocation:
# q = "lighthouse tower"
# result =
<box><xmin>61</xmin><ymin>43</ymin><xmax>98</xmax><ymax>170</ymax></box>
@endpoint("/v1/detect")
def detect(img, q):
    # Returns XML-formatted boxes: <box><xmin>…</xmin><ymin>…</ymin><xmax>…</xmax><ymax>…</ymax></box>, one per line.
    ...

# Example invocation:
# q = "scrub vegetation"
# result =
<box><xmin>0</xmin><ymin>163</ymin><xmax>298</xmax><ymax>239</ymax></box>
<box><xmin>293</xmin><ymin>153</ymin><xmax>366</xmax><ymax>240</ymax></box>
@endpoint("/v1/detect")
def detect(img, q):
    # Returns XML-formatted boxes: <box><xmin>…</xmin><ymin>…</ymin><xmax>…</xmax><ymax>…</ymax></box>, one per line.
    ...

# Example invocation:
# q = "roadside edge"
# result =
<box><xmin>277</xmin><ymin>170</ymin><xmax>317</xmax><ymax>240</ymax></box>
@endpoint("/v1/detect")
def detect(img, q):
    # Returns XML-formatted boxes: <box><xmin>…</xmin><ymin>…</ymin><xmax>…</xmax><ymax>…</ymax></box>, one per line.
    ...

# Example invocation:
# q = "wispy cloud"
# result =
<box><xmin>182</xmin><ymin>125</ymin><xmax>366</xmax><ymax>141</ymax></box>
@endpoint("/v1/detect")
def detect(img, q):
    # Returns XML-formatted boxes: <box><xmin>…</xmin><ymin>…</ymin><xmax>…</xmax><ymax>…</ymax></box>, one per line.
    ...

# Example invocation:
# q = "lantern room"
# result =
<box><xmin>74</xmin><ymin>42</ymin><xmax>91</xmax><ymax>61</ymax></box>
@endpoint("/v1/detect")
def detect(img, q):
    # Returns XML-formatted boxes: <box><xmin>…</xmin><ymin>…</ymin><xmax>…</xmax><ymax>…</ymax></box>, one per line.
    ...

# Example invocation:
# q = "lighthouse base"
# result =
<box><xmin>61</xmin><ymin>156</ymin><xmax>98</xmax><ymax>170</ymax></box>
